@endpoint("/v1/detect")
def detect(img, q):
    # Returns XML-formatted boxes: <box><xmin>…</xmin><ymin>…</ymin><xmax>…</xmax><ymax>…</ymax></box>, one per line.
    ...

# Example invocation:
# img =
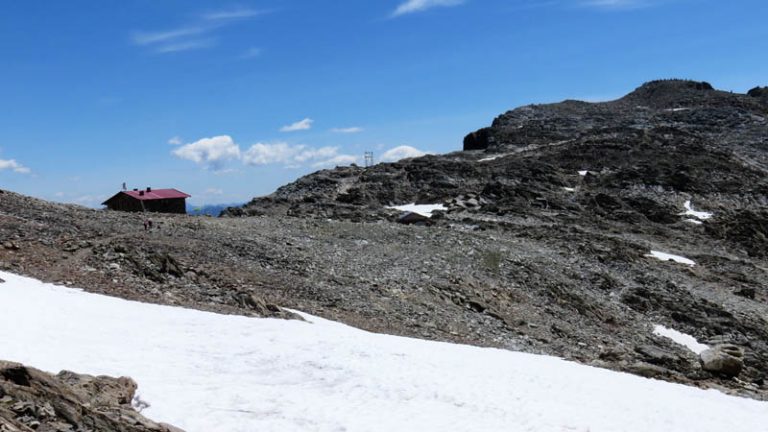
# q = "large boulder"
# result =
<box><xmin>699</xmin><ymin>345</ymin><xmax>744</xmax><ymax>377</ymax></box>
<box><xmin>0</xmin><ymin>360</ymin><xmax>182</xmax><ymax>431</ymax></box>
<box><xmin>233</xmin><ymin>291</ymin><xmax>303</xmax><ymax>320</ymax></box>
<box><xmin>463</xmin><ymin>127</ymin><xmax>493</xmax><ymax>151</ymax></box>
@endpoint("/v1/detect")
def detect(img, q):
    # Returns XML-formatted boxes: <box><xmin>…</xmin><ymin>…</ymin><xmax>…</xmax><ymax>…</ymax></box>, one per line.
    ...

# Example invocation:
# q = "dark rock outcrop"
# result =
<box><xmin>463</xmin><ymin>127</ymin><xmax>494</xmax><ymax>151</ymax></box>
<box><xmin>700</xmin><ymin>345</ymin><xmax>745</xmax><ymax>377</ymax></box>
<box><xmin>0</xmin><ymin>361</ymin><xmax>181</xmax><ymax>432</ymax></box>
<box><xmin>747</xmin><ymin>86</ymin><xmax>768</xmax><ymax>99</ymax></box>
<box><xmin>705</xmin><ymin>210</ymin><xmax>768</xmax><ymax>258</ymax></box>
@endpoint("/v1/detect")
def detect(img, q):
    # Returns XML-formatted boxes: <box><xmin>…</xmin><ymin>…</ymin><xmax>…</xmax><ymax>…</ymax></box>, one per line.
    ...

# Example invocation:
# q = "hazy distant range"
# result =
<box><xmin>186</xmin><ymin>203</ymin><xmax>243</xmax><ymax>217</ymax></box>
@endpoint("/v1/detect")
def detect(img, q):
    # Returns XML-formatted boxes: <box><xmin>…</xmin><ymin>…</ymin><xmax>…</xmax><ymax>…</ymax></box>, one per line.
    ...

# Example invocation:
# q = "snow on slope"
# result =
<box><xmin>646</xmin><ymin>250</ymin><xmax>697</xmax><ymax>266</ymax></box>
<box><xmin>478</xmin><ymin>154</ymin><xmax>507</xmax><ymax>162</ymax></box>
<box><xmin>681</xmin><ymin>200</ymin><xmax>713</xmax><ymax>220</ymax></box>
<box><xmin>386</xmin><ymin>203</ymin><xmax>446</xmax><ymax>217</ymax></box>
<box><xmin>653</xmin><ymin>325</ymin><xmax>710</xmax><ymax>355</ymax></box>
<box><xmin>0</xmin><ymin>271</ymin><xmax>766</xmax><ymax>432</ymax></box>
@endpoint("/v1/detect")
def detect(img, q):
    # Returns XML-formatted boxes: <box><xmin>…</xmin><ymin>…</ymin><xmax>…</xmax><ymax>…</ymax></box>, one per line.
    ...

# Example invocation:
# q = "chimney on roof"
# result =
<box><xmin>147</xmin><ymin>187</ymin><xmax>152</xmax><ymax>192</ymax></box>
<box><xmin>139</xmin><ymin>190</ymin><xmax>145</xmax><ymax>196</ymax></box>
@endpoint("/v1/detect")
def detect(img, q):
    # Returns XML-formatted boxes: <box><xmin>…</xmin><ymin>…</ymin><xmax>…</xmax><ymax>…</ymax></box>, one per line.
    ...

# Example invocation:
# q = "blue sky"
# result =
<box><xmin>1</xmin><ymin>0</ymin><xmax>766</xmax><ymax>207</ymax></box>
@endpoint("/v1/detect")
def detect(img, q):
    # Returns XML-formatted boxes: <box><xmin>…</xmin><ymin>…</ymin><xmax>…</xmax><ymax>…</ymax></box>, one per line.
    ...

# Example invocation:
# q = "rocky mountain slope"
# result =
<box><xmin>0</xmin><ymin>361</ymin><xmax>180</xmax><ymax>432</ymax></box>
<box><xmin>2</xmin><ymin>80</ymin><xmax>767</xmax><ymax>401</ymax></box>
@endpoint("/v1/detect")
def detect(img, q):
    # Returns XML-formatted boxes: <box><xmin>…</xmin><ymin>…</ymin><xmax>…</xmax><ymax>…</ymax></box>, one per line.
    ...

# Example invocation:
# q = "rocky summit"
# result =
<box><xmin>2</xmin><ymin>80</ymin><xmax>768</xmax><ymax>402</ymax></box>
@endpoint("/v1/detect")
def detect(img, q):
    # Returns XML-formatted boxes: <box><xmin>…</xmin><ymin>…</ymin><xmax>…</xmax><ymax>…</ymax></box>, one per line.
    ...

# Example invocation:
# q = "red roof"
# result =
<box><xmin>123</xmin><ymin>188</ymin><xmax>191</xmax><ymax>201</ymax></box>
<box><xmin>102</xmin><ymin>188</ymin><xmax>190</xmax><ymax>204</ymax></box>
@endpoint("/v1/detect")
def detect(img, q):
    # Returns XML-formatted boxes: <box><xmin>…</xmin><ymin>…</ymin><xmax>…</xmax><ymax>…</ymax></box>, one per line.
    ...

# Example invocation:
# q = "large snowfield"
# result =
<box><xmin>0</xmin><ymin>271</ymin><xmax>765</xmax><ymax>431</ymax></box>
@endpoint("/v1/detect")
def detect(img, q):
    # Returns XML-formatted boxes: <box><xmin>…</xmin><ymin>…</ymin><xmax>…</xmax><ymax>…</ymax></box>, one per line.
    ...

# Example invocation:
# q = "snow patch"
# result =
<box><xmin>653</xmin><ymin>325</ymin><xmax>709</xmax><ymax>355</ymax></box>
<box><xmin>563</xmin><ymin>187</ymin><xmax>576</xmax><ymax>192</ymax></box>
<box><xmin>578</xmin><ymin>170</ymin><xmax>589</xmax><ymax>176</ymax></box>
<box><xmin>1</xmin><ymin>271</ymin><xmax>766</xmax><ymax>432</ymax></box>
<box><xmin>478</xmin><ymin>154</ymin><xmax>507</xmax><ymax>162</ymax></box>
<box><xmin>681</xmin><ymin>200</ymin><xmax>712</xmax><ymax>220</ymax></box>
<box><xmin>386</xmin><ymin>203</ymin><xmax>446</xmax><ymax>218</ymax></box>
<box><xmin>646</xmin><ymin>250</ymin><xmax>696</xmax><ymax>266</ymax></box>
<box><xmin>684</xmin><ymin>219</ymin><xmax>703</xmax><ymax>225</ymax></box>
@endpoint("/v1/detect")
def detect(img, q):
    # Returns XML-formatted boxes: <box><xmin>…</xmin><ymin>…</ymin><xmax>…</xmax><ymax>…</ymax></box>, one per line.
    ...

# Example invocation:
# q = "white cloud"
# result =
<box><xmin>312</xmin><ymin>155</ymin><xmax>360</xmax><ymax>168</ymax></box>
<box><xmin>0</xmin><ymin>159</ymin><xmax>30</xmax><ymax>174</ymax></box>
<box><xmin>202</xmin><ymin>9</ymin><xmax>266</xmax><ymax>20</ymax></box>
<box><xmin>172</xmin><ymin>135</ymin><xmax>241</xmax><ymax>169</ymax></box>
<box><xmin>392</xmin><ymin>0</ymin><xmax>465</xmax><ymax>16</ymax></box>
<box><xmin>203</xmin><ymin>188</ymin><xmax>224</xmax><ymax>195</ymax></box>
<box><xmin>131</xmin><ymin>27</ymin><xmax>207</xmax><ymax>45</ymax></box>
<box><xmin>131</xmin><ymin>9</ymin><xmax>264</xmax><ymax>54</ymax></box>
<box><xmin>168</xmin><ymin>136</ymin><xmax>183</xmax><ymax>146</ymax></box>
<box><xmin>72</xmin><ymin>195</ymin><xmax>103</xmax><ymax>206</ymax></box>
<box><xmin>154</xmin><ymin>39</ymin><xmax>216</xmax><ymax>54</ymax></box>
<box><xmin>242</xmin><ymin>142</ymin><xmax>298</xmax><ymax>165</ymax></box>
<box><xmin>174</xmin><ymin>135</ymin><xmax>359</xmax><ymax>170</ymax></box>
<box><xmin>380</xmin><ymin>145</ymin><xmax>429</xmax><ymax>162</ymax></box>
<box><xmin>280</xmin><ymin>118</ymin><xmax>313</xmax><ymax>132</ymax></box>
<box><xmin>242</xmin><ymin>142</ymin><xmax>356</xmax><ymax>168</ymax></box>
<box><xmin>330</xmin><ymin>127</ymin><xmax>364</xmax><ymax>134</ymax></box>
<box><xmin>131</xmin><ymin>25</ymin><xmax>215</xmax><ymax>54</ymax></box>
<box><xmin>294</xmin><ymin>146</ymin><xmax>339</xmax><ymax>163</ymax></box>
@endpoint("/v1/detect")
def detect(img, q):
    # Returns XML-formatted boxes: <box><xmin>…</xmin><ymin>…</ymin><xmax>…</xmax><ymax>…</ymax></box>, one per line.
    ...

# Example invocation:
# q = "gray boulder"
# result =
<box><xmin>699</xmin><ymin>344</ymin><xmax>744</xmax><ymax>377</ymax></box>
<box><xmin>397</xmin><ymin>212</ymin><xmax>430</xmax><ymax>225</ymax></box>
<box><xmin>0</xmin><ymin>360</ymin><xmax>183</xmax><ymax>431</ymax></box>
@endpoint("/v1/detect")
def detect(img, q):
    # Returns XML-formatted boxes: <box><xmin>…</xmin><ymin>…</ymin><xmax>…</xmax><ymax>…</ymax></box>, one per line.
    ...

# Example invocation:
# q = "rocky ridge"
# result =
<box><xmin>229</xmin><ymin>80</ymin><xmax>768</xmax><ymax>221</ymax></box>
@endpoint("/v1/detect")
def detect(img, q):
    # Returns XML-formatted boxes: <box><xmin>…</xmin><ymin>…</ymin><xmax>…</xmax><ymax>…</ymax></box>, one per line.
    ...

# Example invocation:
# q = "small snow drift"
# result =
<box><xmin>578</xmin><ymin>170</ymin><xmax>589</xmax><ymax>176</ymax></box>
<box><xmin>478</xmin><ymin>154</ymin><xmax>506</xmax><ymax>162</ymax></box>
<box><xmin>386</xmin><ymin>203</ymin><xmax>446</xmax><ymax>218</ymax></box>
<box><xmin>681</xmin><ymin>200</ymin><xmax>713</xmax><ymax>220</ymax></box>
<box><xmin>646</xmin><ymin>250</ymin><xmax>696</xmax><ymax>266</ymax></box>
<box><xmin>1</xmin><ymin>271</ymin><xmax>766</xmax><ymax>432</ymax></box>
<box><xmin>653</xmin><ymin>325</ymin><xmax>709</xmax><ymax>355</ymax></box>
